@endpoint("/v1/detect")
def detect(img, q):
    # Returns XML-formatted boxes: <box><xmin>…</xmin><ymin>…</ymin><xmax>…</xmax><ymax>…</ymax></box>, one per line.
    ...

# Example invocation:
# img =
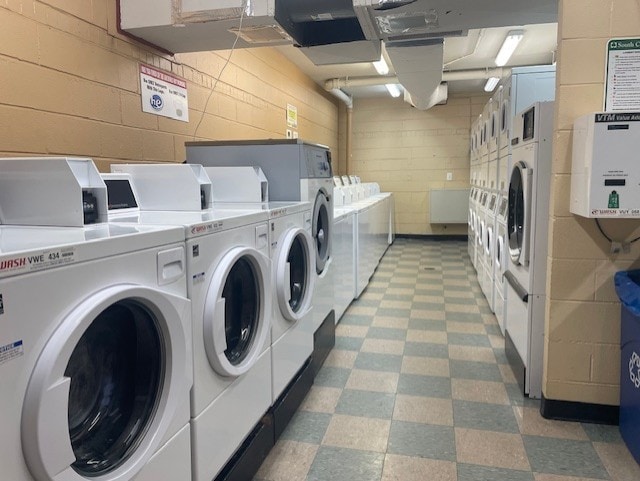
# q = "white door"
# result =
<box><xmin>203</xmin><ymin>247</ymin><xmax>271</xmax><ymax>377</ymax></box>
<box><xmin>276</xmin><ymin>228</ymin><xmax>315</xmax><ymax>322</ymax></box>
<box><xmin>508</xmin><ymin>160</ymin><xmax>532</xmax><ymax>266</ymax></box>
<box><xmin>312</xmin><ymin>190</ymin><xmax>332</xmax><ymax>274</ymax></box>
<box><xmin>22</xmin><ymin>286</ymin><xmax>190</xmax><ymax>481</ymax></box>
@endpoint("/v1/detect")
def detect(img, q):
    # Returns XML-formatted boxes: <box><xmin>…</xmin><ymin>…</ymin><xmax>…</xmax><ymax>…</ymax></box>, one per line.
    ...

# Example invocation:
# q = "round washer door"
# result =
<box><xmin>22</xmin><ymin>286</ymin><xmax>190</xmax><ymax>481</ymax></box>
<box><xmin>312</xmin><ymin>190</ymin><xmax>332</xmax><ymax>274</ymax></box>
<box><xmin>485</xmin><ymin>225</ymin><xmax>493</xmax><ymax>258</ymax></box>
<box><xmin>203</xmin><ymin>247</ymin><xmax>271</xmax><ymax>378</ymax></box>
<box><xmin>496</xmin><ymin>234</ymin><xmax>505</xmax><ymax>272</ymax></box>
<box><xmin>508</xmin><ymin>161</ymin><xmax>531</xmax><ymax>265</ymax></box>
<box><xmin>276</xmin><ymin>227</ymin><xmax>315</xmax><ymax>322</ymax></box>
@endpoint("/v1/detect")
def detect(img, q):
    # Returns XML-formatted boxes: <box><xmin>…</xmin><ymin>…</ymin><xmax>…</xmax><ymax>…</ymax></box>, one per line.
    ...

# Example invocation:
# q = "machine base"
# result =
<box><xmin>311</xmin><ymin>310</ymin><xmax>336</xmax><ymax>378</ymax></box>
<box><xmin>540</xmin><ymin>395</ymin><xmax>619</xmax><ymax>425</ymax></box>
<box><xmin>272</xmin><ymin>358</ymin><xmax>314</xmax><ymax>441</ymax></box>
<box><xmin>505</xmin><ymin>330</ymin><xmax>526</xmax><ymax>396</ymax></box>
<box><xmin>215</xmin><ymin>414</ymin><xmax>275</xmax><ymax>481</ymax></box>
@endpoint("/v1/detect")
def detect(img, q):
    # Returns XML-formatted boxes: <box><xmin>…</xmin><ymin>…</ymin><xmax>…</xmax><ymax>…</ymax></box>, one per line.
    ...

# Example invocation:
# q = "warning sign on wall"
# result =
<box><xmin>605</xmin><ymin>38</ymin><xmax>640</xmax><ymax>111</ymax></box>
<box><xmin>140</xmin><ymin>64</ymin><xmax>189</xmax><ymax>122</ymax></box>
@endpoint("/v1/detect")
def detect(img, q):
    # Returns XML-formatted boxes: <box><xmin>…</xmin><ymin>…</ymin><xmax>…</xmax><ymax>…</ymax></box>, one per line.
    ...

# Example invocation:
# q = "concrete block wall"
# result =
<box><xmin>544</xmin><ymin>0</ymin><xmax>640</xmax><ymax>405</ymax></box>
<box><xmin>351</xmin><ymin>94</ymin><xmax>488</xmax><ymax>235</ymax></box>
<box><xmin>0</xmin><ymin>0</ymin><xmax>339</xmax><ymax>171</ymax></box>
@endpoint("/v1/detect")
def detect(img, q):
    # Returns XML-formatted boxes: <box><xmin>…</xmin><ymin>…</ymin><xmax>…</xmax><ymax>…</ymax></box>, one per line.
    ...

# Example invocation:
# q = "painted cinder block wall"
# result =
<box><xmin>543</xmin><ymin>0</ymin><xmax>640</xmax><ymax>405</ymax></box>
<box><xmin>0</xmin><ymin>0</ymin><xmax>339</xmax><ymax>172</ymax></box>
<box><xmin>350</xmin><ymin>95</ymin><xmax>488</xmax><ymax>235</ymax></box>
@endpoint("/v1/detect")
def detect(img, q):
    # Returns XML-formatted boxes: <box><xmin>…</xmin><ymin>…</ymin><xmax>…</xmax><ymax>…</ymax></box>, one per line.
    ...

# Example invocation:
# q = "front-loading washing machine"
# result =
<box><xmin>186</xmin><ymin>139</ymin><xmax>336</xmax><ymax>374</ymax></box>
<box><xmin>0</xmin><ymin>157</ymin><xmax>193</xmax><ymax>481</ymax></box>
<box><xmin>476</xmin><ymin>189</ymin><xmax>488</xmax><ymax>289</ymax></box>
<box><xmin>481</xmin><ymin>190</ymin><xmax>498</xmax><ymax>313</ymax></box>
<box><xmin>203</xmin><ymin>165</ymin><xmax>317</xmax><ymax>440</ymax></box>
<box><xmin>504</xmin><ymin>102</ymin><xmax>554</xmax><ymax>399</ymax></box>
<box><xmin>468</xmin><ymin>187</ymin><xmax>477</xmax><ymax>263</ymax></box>
<box><xmin>106</xmin><ymin>164</ymin><xmax>274</xmax><ymax>481</ymax></box>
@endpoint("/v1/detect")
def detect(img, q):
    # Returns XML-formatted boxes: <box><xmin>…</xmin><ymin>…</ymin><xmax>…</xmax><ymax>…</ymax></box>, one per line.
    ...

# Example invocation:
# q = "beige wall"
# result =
<box><xmin>351</xmin><ymin>94</ymin><xmax>487</xmax><ymax>235</ymax></box>
<box><xmin>0</xmin><ymin>0</ymin><xmax>339</xmax><ymax>172</ymax></box>
<box><xmin>544</xmin><ymin>0</ymin><xmax>640</xmax><ymax>405</ymax></box>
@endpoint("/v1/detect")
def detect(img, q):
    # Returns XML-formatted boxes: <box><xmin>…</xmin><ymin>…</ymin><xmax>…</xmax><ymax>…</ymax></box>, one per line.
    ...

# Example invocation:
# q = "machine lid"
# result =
<box><xmin>312</xmin><ymin>191</ymin><xmax>332</xmax><ymax>275</ymax></box>
<box><xmin>21</xmin><ymin>286</ymin><xmax>190</xmax><ymax>481</ymax></box>
<box><xmin>203</xmin><ymin>247</ymin><xmax>271</xmax><ymax>377</ymax></box>
<box><xmin>276</xmin><ymin>228</ymin><xmax>315</xmax><ymax>322</ymax></box>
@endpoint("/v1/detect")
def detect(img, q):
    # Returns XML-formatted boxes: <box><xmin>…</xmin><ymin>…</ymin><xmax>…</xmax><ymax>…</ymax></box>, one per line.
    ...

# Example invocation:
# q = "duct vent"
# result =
<box><xmin>229</xmin><ymin>25</ymin><xmax>292</xmax><ymax>43</ymax></box>
<box><xmin>376</xmin><ymin>10</ymin><xmax>439</xmax><ymax>35</ymax></box>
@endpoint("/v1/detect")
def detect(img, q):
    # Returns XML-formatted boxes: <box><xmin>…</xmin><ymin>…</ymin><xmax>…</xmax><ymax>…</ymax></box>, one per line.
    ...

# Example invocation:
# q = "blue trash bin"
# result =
<box><xmin>615</xmin><ymin>270</ymin><xmax>640</xmax><ymax>464</ymax></box>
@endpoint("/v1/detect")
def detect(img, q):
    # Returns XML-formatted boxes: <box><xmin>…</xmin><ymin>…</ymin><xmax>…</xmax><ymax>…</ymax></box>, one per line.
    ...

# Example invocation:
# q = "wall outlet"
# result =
<box><xmin>446</xmin><ymin>172</ymin><xmax>453</xmax><ymax>181</ymax></box>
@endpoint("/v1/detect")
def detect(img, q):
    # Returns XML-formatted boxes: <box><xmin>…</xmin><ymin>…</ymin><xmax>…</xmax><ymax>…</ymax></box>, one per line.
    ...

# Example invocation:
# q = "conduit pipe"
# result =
<box><xmin>327</xmin><ymin>88</ymin><xmax>353</xmax><ymax>175</ymax></box>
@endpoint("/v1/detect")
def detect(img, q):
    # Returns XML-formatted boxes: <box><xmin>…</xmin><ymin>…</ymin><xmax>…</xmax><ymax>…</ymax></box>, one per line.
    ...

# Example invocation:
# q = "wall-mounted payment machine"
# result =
<box><xmin>571</xmin><ymin>112</ymin><xmax>640</xmax><ymax>218</ymax></box>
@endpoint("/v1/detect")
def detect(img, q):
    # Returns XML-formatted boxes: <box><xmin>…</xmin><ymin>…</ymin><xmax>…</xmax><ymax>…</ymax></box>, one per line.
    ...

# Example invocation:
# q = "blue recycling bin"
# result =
<box><xmin>615</xmin><ymin>270</ymin><xmax>640</xmax><ymax>464</ymax></box>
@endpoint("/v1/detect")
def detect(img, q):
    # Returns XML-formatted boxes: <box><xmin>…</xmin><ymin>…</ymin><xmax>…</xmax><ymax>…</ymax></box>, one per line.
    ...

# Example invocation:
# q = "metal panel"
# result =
<box><xmin>429</xmin><ymin>189</ymin><xmax>470</xmax><ymax>224</ymax></box>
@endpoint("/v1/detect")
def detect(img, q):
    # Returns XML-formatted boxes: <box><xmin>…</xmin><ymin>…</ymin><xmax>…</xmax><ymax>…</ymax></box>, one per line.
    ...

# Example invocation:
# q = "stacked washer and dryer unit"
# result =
<box><xmin>184</xmin><ymin>139</ymin><xmax>336</xmax><ymax>377</ymax></box>
<box><xmin>0</xmin><ymin>158</ymin><xmax>194</xmax><ymax>481</ymax></box>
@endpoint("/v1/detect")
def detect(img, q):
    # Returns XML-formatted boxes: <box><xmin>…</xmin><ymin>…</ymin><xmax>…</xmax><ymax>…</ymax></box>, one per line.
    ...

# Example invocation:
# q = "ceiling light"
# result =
<box><xmin>495</xmin><ymin>30</ymin><xmax>524</xmax><ymax>67</ymax></box>
<box><xmin>484</xmin><ymin>77</ymin><xmax>500</xmax><ymax>92</ymax></box>
<box><xmin>386</xmin><ymin>83</ymin><xmax>402</xmax><ymax>98</ymax></box>
<box><xmin>373</xmin><ymin>55</ymin><xmax>389</xmax><ymax>75</ymax></box>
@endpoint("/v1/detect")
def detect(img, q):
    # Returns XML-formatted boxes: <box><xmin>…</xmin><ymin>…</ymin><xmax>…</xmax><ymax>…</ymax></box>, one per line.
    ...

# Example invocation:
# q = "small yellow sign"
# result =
<box><xmin>286</xmin><ymin>103</ymin><xmax>298</xmax><ymax>128</ymax></box>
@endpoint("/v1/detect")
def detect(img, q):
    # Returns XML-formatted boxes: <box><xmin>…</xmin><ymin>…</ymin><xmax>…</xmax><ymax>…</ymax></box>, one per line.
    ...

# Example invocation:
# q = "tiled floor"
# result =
<box><xmin>255</xmin><ymin>238</ymin><xmax>640</xmax><ymax>481</ymax></box>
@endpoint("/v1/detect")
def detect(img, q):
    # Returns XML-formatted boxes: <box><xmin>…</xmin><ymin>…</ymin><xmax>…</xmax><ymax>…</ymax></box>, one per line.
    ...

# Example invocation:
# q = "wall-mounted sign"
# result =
<box><xmin>140</xmin><ymin>64</ymin><xmax>189</xmax><ymax>122</ymax></box>
<box><xmin>605</xmin><ymin>38</ymin><xmax>640</xmax><ymax>111</ymax></box>
<box><xmin>286</xmin><ymin>103</ymin><xmax>298</xmax><ymax>128</ymax></box>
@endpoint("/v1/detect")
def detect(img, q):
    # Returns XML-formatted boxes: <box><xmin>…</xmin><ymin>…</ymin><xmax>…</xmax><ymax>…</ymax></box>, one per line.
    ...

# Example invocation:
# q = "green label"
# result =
<box><xmin>609</xmin><ymin>191</ymin><xmax>620</xmax><ymax>209</ymax></box>
<box><xmin>609</xmin><ymin>39</ymin><xmax>640</xmax><ymax>51</ymax></box>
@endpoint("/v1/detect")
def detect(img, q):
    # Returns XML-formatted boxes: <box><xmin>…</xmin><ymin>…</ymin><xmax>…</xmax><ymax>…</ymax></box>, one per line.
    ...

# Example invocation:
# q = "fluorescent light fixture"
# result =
<box><xmin>484</xmin><ymin>77</ymin><xmax>500</xmax><ymax>92</ymax></box>
<box><xmin>495</xmin><ymin>30</ymin><xmax>524</xmax><ymax>67</ymax></box>
<box><xmin>373</xmin><ymin>55</ymin><xmax>389</xmax><ymax>75</ymax></box>
<box><xmin>385</xmin><ymin>83</ymin><xmax>402</xmax><ymax>97</ymax></box>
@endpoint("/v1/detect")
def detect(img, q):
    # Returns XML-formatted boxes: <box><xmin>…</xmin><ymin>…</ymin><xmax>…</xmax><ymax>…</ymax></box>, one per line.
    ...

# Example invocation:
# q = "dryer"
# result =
<box><xmin>476</xmin><ymin>189</ymin><xmax>488</xmax><ymax>287</ymax></box>
<box><xmin>0</xmin><ymin>157</ymin><xmax>192</xmax><ymax>481</ymax></box>
<box><xmin>481</xmin><ymin>190</ymin><xmax>498</xmax><ymax>313</ymax></box>
<box><xmin>106</xmin><ymin>165</ymin><xmax>273</xmax><ymax>481</ymax></box>
<box><xmin>186</xmin><ymin>139</ymin><xmax>336</xmax><ymax>373</ymax></box>
<box><xmin>504</xmin><ymin>102</ymin><xmax>554</xmax><ymax>399</ymax></box>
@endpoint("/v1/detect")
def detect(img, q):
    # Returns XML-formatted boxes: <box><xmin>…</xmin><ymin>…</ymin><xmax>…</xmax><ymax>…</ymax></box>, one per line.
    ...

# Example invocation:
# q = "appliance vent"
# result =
<box><xmin>229</xmin><ymin>25</ymin><xmax>292</xmax><ymax>44</ymax></box>
<box><xmin>376</xmin><ymin>10</ymin><xmax>439</xmax><ymax>35</ymax></box>
<box><xmin>388</xmin><ymin>30</ymin><xmax>467</xmax><ymax>43</ymax></box>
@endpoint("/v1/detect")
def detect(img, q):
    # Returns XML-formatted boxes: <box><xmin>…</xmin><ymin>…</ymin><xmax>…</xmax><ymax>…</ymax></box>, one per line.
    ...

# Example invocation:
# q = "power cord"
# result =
<box><xmin>192</xmin><ymin>1</ymin><xmax>248</xmax><ymax>140</ymax></box>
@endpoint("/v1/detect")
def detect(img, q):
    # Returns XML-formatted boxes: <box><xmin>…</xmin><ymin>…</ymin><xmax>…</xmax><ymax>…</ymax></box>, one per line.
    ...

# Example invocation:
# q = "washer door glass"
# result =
<box><xmin>65</xmin><ymin>300</ymin><xmax>163</xmax><ymax>477</ymax></box>
<box><xmin>313</xmin><ymin>191</ymin><xmax>331</xmax><ymax>274</ymax></box>
<box><xmin>222</xmin><ymin>256</ymin><xmax>260</xmax><ymax>366</ymax></box>
<box><xmin>508</xmin><ymin>165</ymin><xmax>525</xmax><ymax>263</ymax></box>
<box><xmin>287</xmin><ymin>234</ymin><xmax>308</xmax><ymax>313</ymax></box>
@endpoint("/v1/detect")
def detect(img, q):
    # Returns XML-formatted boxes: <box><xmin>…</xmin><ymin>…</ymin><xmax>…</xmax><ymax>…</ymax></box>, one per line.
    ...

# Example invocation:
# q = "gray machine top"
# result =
<box><xmin>185</xmin><ymin>139</ymin><xmax>333</xmax><ymax>202</ymax></box>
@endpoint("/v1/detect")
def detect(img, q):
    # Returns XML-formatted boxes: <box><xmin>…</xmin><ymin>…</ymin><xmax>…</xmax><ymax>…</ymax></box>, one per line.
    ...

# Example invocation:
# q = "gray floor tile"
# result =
<box><xmin>367</xmin><ymin>326</ymin><xmax>407</xmax><ymax>340</ymax></box>
<box><xmin>307</xmin><ymin>446</ymin><xmax>384</xmax><ymax>481</ymax></box>
<box><xmin>354</xmin><ymin>352</ymin><xmax>403</xmax><ymax>372</ymax></box>
<box><xmin>340</xmin><ymin>314</ymin><xmax>374</xmax><ymax>326</ymax></box>
<box><xmin>445</xmin><ymin>311</ymin><xmax>485</xmax><ymax>323</ymax></box>
<box><xmin>450</xmin><ymin>360</ymin><xmax>502</xmax><ymax>382</ymax></box>
<box><xmin>335</xmin><ymin>389</ymin><xmax>396</xmax><ymax>419</ymax></box>
<box><xmin>376</xmin><ymin>307</ymin><xmax>412</xmax><ymax>318</ymax></box>
<box><xmin>493</xmin><ymin>348</ymin><xmax>510</xmax><ymax>365</ymax></box>
<box><xmin>397</xmin><ymin>373</ymin><xmax>452</xmax><ymax>398</ymax></box>
<box><xmin>382</xmin><ymin>293</ymin><xmax>414</xmax><ymax>302</ymax></box>
<box><xmin>334</xmin><ymin>336</ymin><xmax>364</xmax><ymax>351</ymax></box>
<box><xmin>414</xmin><ymin>288</ymin><xmax>445</xmax><ymax>296</ymax></box>
<box><xmin>404</xmin><ymin>341</ymin><xmax>449</xmax><ymax>358</ymax></box>
<box><xmin>505</xmin><ymin>383</ymin><xmax>541</xmax><ymax>407</ymax></box>
<box><xmin>448</xmin><ymin>332</ymin><xmax>492</xmax><ymax>347</ymax></box>
<box><xmin>314</xmin><ymin>366</ymin><xmax>351</xmax><ymax>388</ymax></box>
<box><xmin>456</xmin><ymin>464</ymin><xmax>535</xmax><ymax>481</ymax></box>
<box><xmin>280</xmin><ymin>411</ymin><xmax>332</xmax><ymax>444</ymax></box>
<box><xmin>523</xmin><ymin>435</ymin><xmax>610</xmax><ymax>479</ymax></box>
<box><xmin>581</xmin><ymin>423</ymin><xmax>624</xmax><ymax>443</ymax></box>
<box><xmin>413</xmin><ymin>301</ymin><xmax>446</xmax><ymax>311</ymax></box>
<box><xmin>485</xmin><ymin>324</ymin><xmax>503</xmax><ymax>336</ymax></box>
<box><xmin>408</xmin><ymin>319</ymin><xmax>447</xmax><ymax>331</ymax></box>
<box><xmin>388</xmin><ymin>421</ymin><xmax>456</xmax><ymax>461</ymax></box>
<box><xmin>351</xmin><ymin>298</ymin><xmax>381</xmax><ymax>308</ymax></box>
<box><xmin>444</xmin><ymin>296</ymin><xmax>477</xmax><ymax>305</ymax></box>
<box><xmin>453</xmin><ymin>400</ymin><xmax>520</xmax><ymax>433</ymax></box>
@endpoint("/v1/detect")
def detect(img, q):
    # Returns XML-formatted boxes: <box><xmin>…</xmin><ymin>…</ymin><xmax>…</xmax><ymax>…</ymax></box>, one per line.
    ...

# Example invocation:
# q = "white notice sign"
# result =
<box><xmin>605</xmin><ymin>38</ymin><xmax>640</xmax><ymax>111</ymax></box>
<box><xmin>140</xmin><ymin>64</ymin><xmax>189</xmax><ymax>122</ymax></box>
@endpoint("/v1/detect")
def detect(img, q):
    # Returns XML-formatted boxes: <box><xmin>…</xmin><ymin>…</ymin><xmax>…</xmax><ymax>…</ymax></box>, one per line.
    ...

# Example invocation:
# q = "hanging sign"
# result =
<box><xmin>286</xmin><ymin>103</ymin><xmax>298</xmax><ymax>128</ymax></box>
<box><xmin>605</xmin><ymin>38</ymin><xmax>640</xmax><ymax>111</ymax></box>
<box><xmin>140</xmin><ymin>64</ymin><xmax>189</xmax><ymax>122</ymax></box>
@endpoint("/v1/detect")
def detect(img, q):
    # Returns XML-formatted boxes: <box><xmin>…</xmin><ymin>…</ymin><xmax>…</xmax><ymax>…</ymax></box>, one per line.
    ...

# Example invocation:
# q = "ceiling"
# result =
<box><xmin>277</xmin><ymin>22</ymin><xmax>558</xmax><ymax>97</ymax></box>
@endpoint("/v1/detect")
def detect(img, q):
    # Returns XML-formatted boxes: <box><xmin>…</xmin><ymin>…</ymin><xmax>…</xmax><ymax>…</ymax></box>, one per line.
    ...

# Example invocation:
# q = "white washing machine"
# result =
<box><xmin>494</xmin><ymin>193</ymin><xmax>509</xmax><ymax>335</ymax></box>
<box><xmin>185</xmin><ymin>140</ymin><xmax>336</xmax><ymax>373</ymax></box>
<box><xmin>468</xmin><ymin>187</ymin><xmax>477</xmax><ymax>264</ymax></box>
<box><xmin>476</xmin><ymin>189</ymin><xmax>488</xmax><ymax>288</ymax></box>
<box><xmin>105</xmin><ymin>165</ymin><xmax>273</xmax><ymax>481</ymax></box>
<box><xmin>0</xmin><ymin>158</ymin><xmax>193</xmax><ymax>481</ymax></box>
<box><xmin>504</xmin><ymin>102</ymin><xmax>554</xmax><ymax>399</ymax></box>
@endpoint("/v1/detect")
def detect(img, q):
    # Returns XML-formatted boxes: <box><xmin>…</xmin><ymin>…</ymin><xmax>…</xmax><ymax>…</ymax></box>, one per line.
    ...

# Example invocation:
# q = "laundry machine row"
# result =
<box><xmin>185</xmin><ymin>139</ymin><xmax>336</xmax><ymax>378</ymax></box>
